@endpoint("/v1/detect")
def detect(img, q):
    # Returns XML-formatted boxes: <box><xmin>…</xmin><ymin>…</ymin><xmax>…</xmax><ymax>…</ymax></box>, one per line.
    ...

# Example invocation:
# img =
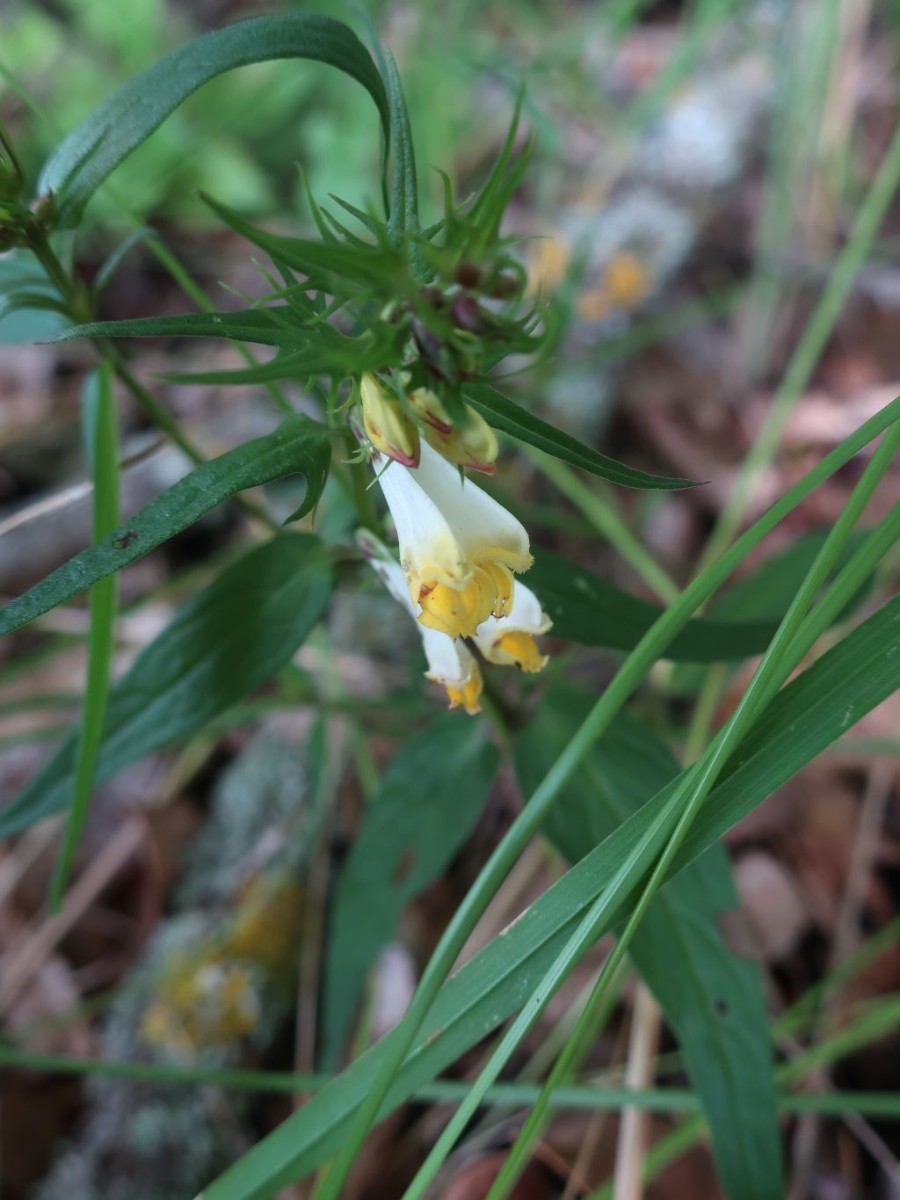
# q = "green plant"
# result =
<box><xmin>1</xmin><ymin>9</ymin><xmax>898</xmax><ymax>1200</ymax></box>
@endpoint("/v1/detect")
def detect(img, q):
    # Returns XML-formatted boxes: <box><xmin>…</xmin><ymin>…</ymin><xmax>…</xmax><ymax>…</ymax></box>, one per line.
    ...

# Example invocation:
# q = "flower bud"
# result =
<box><xmin>423</xmin><ymin>403</ymin><xmax>499</xmax><ymax>474</ymax></box>
<box><xmin>360</xmin><ymin>372</ymin><xmax>420</xmax><ymax>468</ymax></box>
<box><xmin>408</xmin><ymin>386</ymin><xmax>453</xmax><ymax>434</ymax></box>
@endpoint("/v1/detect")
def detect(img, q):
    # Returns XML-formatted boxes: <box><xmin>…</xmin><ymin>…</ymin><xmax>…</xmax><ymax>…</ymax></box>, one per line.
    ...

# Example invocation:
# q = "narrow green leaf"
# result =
<box><xmin>382</xmin><ymin>48</ymin><xmax>419</xmax><ymax>244</ymax></box>
<box><xmin>0</xmin><ymin>416</ymin><xmax>331</xmax><ymax>638</ymax></box>
<box><xmin>200</xmin><ymin>597</ymin><xmax>900</xmax><ymax>1200</ymax></box>
<box><xmin>36</xmin><ymin>14</ymin><xmax>389</xmax><ymax>228</ymax></box>
<box><xmin>529</xmin><ymin>548</ymin><xmax>781</xmax><ymax>661</ymax></box>
<box><xmin>520</xmin><ymin>694</ymin><xmax>781</xmax><ymax>1200</ymax></box>
<box><xmin>464</xmin><ymin>383</ymin><xmax>697</xmax><ymax>490</ymax></box>
<box><xmin>670</xmin><ymin>528</ymin><xmax>870</xmax><ymax>692</ymax></box>
<box><xmin>160</xmin><ymin>339</ymin><xmax>388</xmax><ymax>387</ymax></box>
<box><xmin>322</xmin><ymin>715</ymin><xmax>498</xmax><ymax>1069</ymax></box>
<box><xmin>52</xmin><ymin>309</ymin><xmax>310</xmax><ymax>349</ymax></box>
<box><xmin>0</xmin><ymin>534</ymin><xmax>332</xmax><ymax>839</ymax></box>
<box><xmin>49</xmin><ymin>368</ymin><xmax>120</xmax><ymax>909</ymax></box>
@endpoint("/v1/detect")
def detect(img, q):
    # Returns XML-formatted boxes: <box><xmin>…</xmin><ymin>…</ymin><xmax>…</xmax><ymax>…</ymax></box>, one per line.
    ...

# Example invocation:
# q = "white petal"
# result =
<box><xmin>375</xmin><ymin>455</ymin><xmax>469</xmax><ymax>592</ymax></box>
<box><xmin>421</xmin><ymin>629</ymin><xmax>475</xmax><ymax>687</ymax></box>
<box><xmin>368</xmin><ymin>555</ymin><xmax>416</xmax><ymax>617</ymax></box>
<box><xmin>408</xmin><ymin>441</ymin><xmax>531</xmax><ymax>571</ymax></box>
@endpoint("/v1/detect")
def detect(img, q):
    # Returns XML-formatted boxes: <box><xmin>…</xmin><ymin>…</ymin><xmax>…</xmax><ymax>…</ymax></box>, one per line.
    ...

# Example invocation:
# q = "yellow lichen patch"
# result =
<box><xmin>141</xmin><ymin>959</ymin><xmax>260</xmax><ymax>1055</ymax></box>
<box><xmin>417</xmin><ymin>560</ymin><xmax>514</xmax><ymax>638</ymax></box>
<box><xmin>443</xmin><ymin>662</ymin><xmax>484</xmax><ymax>715</ymax></box>
<box><xmin>139</xmin><ymin>875</ymin><xmax>303</xmax><ymax>1057</ymax></box>
<box><xmin>489</xmin><ymin>630</ymin><xmax>549</xmax><ymax>673</ymax></box>
<box><xmin>228</xmin><ymin>877</ymin><xmax>304</xmax><ymax>985</ymax></box>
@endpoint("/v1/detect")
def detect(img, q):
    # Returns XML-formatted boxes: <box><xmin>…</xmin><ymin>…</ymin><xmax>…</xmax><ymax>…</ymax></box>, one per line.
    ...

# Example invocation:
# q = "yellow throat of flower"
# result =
<box><xmin>416</xmin><ymin>561</ymin><xmax>514</xmax><ymax>639</ymax></box>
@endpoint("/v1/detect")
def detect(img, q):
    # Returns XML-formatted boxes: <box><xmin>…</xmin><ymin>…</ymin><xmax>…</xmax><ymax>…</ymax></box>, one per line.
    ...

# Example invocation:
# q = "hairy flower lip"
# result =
<box><xmin>473</xmin><ymin>580</ymin><xmax>552</xmax><ymax>672</ymax></box>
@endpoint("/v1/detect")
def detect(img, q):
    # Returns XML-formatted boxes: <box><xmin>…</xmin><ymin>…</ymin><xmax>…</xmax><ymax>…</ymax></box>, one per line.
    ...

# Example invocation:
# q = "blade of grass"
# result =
<box><xmin>48</xmin><ymin>366</ymin><xmax>119</xmax><ymax>911</ymax></box>
<box><xmin>2</xmin><ymin>1044</ymin><xmax>900</xmax><ymax>1120</ymax></box>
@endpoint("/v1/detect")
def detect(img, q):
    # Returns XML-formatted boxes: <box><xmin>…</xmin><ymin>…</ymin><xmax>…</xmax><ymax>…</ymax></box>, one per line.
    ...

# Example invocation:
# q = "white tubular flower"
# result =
<box><xmin>473</xmin><ymin>579</ymin><xmax>552</xmax><ymax>673</ymax></box>
<box><xmin>366</xmin><ymin>546</ymin><xmax>484</xmax><ymax>715</ymax></box>
<box><xmin>374</xmin><ymin>439</ymin><xmax>532</xmax><ymax>640</ymax></box>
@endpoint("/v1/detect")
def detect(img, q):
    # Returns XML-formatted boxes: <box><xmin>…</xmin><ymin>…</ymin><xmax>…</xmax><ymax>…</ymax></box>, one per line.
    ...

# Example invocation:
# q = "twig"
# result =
<box><xmin>611</xmin><ymin>984</ymin><xmax>661</xmax><ymax>1200</ymax></box>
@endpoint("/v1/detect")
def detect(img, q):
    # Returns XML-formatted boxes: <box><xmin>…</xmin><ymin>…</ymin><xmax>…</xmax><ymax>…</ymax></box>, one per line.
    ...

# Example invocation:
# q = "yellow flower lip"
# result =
<box><xmin>473</xmin><ymin>580</ymin><xmax>552</xmax><ymax>672</ymax></box>
<box><xmin>488</xmin><ymin>630</ymin><xmax>548</xmax><ymax>672</ymax></box>
<box><xmin>443</xmin><ymin>659</ymin><xmax>484</xmax><ymax>715</ymax></box>
<box><xmin>417</xmin><ymin>560</ymin><xmax>514</xmax><ymax>639</ymax></box>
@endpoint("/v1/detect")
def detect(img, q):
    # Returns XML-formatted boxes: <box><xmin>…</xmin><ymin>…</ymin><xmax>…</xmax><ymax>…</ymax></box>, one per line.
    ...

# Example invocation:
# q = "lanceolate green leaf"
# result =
<box><xmin>322</xmin><ymin>716</ymin><xmax>498</xmax><ymax>1069</ymax></box>
<box><xmin>200</xmin><ymin>597</ymin><xmax>900</xmax><ymax>1200</ymax></box>
<box><xmin>382</xmin><ymin>48</ymin><xmax>419</xmax><ymax>244</ymax></box>
<box><xmin>529</xmin><ymin>548</ymin><xmax>781</xmax><ymax>661</ymax></box>
<box><xmin>0</xmin><ymin>535</ymin><xmax>332</xmax><ymax>839</ymax></box>
<box><xmin>464</xmin><ymin>383</ymin><xmax>697</xmax><ymax>491</ymax></box>
<box><xmin>52</xmin><ymin>309</ymin><xmax>312</xmax><ymax>349</ymax></box>
<box><xmin>0</xmin><ymin>416</ymin><xmax>331</xmax><ymax>638</ymax></box>
<box><xmin>520</xmin><ymin>694</ymin><xmax>780</xmax><ymax>1200</ymax></box>
<box><xmin>36</xmin><ymin>14</ymin><xmax>390</xmax><ymax>228</ymax></box>
<box><xmin>53</xmin><ymin>313</ymin><xmax>394</xmax><ymax>385</ymax></box>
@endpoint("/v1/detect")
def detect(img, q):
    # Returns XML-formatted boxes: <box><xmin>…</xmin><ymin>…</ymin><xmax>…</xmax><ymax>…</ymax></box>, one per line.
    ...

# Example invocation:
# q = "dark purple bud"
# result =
<box><xmin>455</xmin><ymin>261</ymin><xmax>481</xmax><ymax>288</ymax></box>
<box><xmin>451</xmin><ymin>295</ymin><xmax>482</xmax><ymax>332</ymax></box>
<box><xmin>411</xmin><ymin>317</ymin><xmax>443</xmax><ymax>361</ymax></box>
